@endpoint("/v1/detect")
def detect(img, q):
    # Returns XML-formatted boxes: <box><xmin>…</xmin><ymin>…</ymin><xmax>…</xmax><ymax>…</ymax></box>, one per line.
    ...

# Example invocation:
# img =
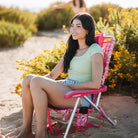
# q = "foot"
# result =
<box><xmin>36</xmin><ymin>131</ymin><xmax>48</xmax><ymax>138</ymax></box>
<box><xmin>16</xmin><ymin>132</ymin><xmax>35</xmax><ymax>138</ymax></box>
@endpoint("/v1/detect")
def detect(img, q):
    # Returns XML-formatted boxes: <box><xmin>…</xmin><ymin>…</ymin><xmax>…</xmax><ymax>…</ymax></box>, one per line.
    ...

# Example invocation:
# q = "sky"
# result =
<box><xmin>0</xmin><ymin>0</ymin><xmax>137</xmax><ymax>13</ymax></box>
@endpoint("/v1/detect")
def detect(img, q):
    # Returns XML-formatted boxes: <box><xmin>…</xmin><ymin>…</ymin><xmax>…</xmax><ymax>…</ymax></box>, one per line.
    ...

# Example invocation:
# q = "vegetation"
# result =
<box><xmin>0</xmin><ymin>7</ymin><xmax>37</xmax><ymax>33</ymax></box>
<box><xmin>0</xmin><ymin>7</ymin><xmax>37</xmax><ymax>48</ymax></box>
<box><xmin>88</xmin><ymin>3</ymin><xmax>122</xmax><ymax>22</ymax></box>
<box><xmin>96</xmin><ymin>8</ymin><xmax>138</xmax><ymax>94</ymax></box>
<box><xmin>0</xmin><ymin>21</ymin><xmax>31</xmax><ymax>47</ymax></box>
<box><xmin>36</xmin><ymin>2</ymin><xmax>74</xmax><ymax>30</ymax></box>
<box><xmin>14</xmin><ymin>40</ymin><xmax>67</xmax><ymax>95</ymax></box>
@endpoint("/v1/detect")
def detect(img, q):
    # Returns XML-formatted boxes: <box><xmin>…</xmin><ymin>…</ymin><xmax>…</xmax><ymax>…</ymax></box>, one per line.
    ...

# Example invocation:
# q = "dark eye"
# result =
<box><xmin>77</xmin><ymin>25</ymin><xmax>81</xmax><ymax>28</ymax></box>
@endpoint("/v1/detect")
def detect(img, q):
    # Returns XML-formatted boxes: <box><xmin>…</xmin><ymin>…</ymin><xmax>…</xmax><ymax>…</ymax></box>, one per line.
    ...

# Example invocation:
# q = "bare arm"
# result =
<box><xmin>83</xmin><ymin>1</ymin><xmax>87</xmax><ymax>11</ymax></box>
<box><xmin>45</xmin><ymin>58</ymin><xmax>64</xmax><ymax>80</ymax></box>
<box><xmin>66</xmin><ymin>53</ymin><xmax>103</xmax><ymax>90</ymax></box>
<box><xmin>51</xmin><ymin>1</ymin><xmax>73</xmax><ymax>10</ymax></box>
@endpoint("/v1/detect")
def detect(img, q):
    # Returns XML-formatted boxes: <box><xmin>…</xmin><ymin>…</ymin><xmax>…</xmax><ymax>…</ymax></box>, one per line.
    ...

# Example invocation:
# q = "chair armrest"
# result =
<box><xmin>64</xmin><ymin>85</ymin><xmax>107</xmax><ymax>99</ymax></box>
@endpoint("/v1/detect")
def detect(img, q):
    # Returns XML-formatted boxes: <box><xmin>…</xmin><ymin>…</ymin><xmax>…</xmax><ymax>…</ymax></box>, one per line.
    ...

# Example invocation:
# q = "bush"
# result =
<box><xmin>36</xmin><ymin>2</ymin><xmax>74</xmax><ymax>30</ymax></box>
<box><xmin>0</xmin><ymin>6</ymin><xmax>5</xmax><ymax>10</ymax></box>
<box><xmin>89</xmin><ymin>3</ymin><xmax>122</xmax><ymax>22</ymax></box>
<box><xmin>13</xmin><ymin>39</ymin><xmax>68</xmax><ymax>95</ymax></box>
<box><xmin>96</xmin><ymin>8</ymin><xmax>138</xmax><ymax>94</ymax></box>
<box><xmin>0</xmin><ymin>7</ymin><xmax>37</xmax><ymax>33</ymax></box>
<box><xmin>0</xmin><ymin>21</ymin><xmax>31</xmax><ymax>48</ymax></box>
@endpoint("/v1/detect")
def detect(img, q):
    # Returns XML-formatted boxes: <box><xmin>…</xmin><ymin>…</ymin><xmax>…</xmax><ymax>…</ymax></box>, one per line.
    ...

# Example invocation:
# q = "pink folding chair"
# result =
<box><xmin>47</xmin><ymin>33</ymin><xmax>116</xmax><ymax>138</ymax></box>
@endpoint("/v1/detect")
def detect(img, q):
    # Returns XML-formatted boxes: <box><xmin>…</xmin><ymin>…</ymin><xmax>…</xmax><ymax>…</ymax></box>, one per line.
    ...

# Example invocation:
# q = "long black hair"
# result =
<box><xmin>73</xmin><ymin>0</ymin><xmax>83</xmax><ymax>8</ymax></box>
<box><xmin>63</xmin><ymin>13</ymin><xmax>96</xmax><ymax>73</ymax></box>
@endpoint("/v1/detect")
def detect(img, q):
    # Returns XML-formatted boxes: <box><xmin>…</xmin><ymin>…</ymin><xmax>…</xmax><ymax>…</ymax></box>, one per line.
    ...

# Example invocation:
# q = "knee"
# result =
<box><xmin>30</xmin><ymin>76</ymin><xmax>42</xmax><ymax>90</ymax></box>
<box><xmin>22</xmin><ymin>74</ymin><xmax>35</xmax><ymax>88</ymax></box>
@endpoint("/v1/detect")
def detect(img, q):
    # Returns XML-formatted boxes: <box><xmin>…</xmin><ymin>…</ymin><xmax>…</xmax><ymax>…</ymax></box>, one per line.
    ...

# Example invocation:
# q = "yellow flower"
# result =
<box><xmin>107</xmin><ymin>72</ymin><xmax>111</xmax><ymax>77</ymax></box>
<box><xmin>133</xmin><ymin>63</ymin><xmax>137</xmax><ymax>67</ymax></box>
<box><xmin>116</xmin><ymin>33</ymin><xmax>121</xmax><ymax>38</ymax></box>
<box><xmin>110</xmin><ymin>69</ymin><xmax>114</xmax><ymax>72</ymax></box>
<box><xmin>118</xmin><ymin>64</ymin><xmax>122</xmax><ymax>68</ymax></box>
<box><xmin>120</xmin><ymin>46</ymin><xmax>125</xmax><ymax>51</ymax></box>
<box><xmin>111</xmin><ymin>79</ymin><xmax>115</xmax><ymax>83</ymax></box>
<box><xmin>99</xmin><ymin>17</ymin><xmax>102</xmax><ymax>20</ymax></box>
<box><xmin>20</xmin><ymin>72</ymin><xmax>28</xmax><ymax>80</ymax></box>
<box><xmin>95</xmin><ymin>31</ymin><xmax>99</xmax><ymax>34</ymax></box>
<box><xmin>122</xmin><ymin>39</ymin><xmax>126</xmax><ymax>42</ymax></box>
<box><xmin>60</xmin><ymin>73</ymin><xmax>66</xmax><ymax>78</ymax></box>
<box><xmin>131</xmin><ymin>54</ymin><xmax>136</xmax><ymax>57</ymax></box>
<box><xmin>124</xmin><ymin>49</ymin><xmax>128</xmax><ymax>54</ymax></box>
<box><xmin>125</xmin><ymin>56</ymin><xmax>129</xmax><ymax>59</ymax></box>
<box><xmin>41</xmin><ymin>66</ymin><xmax>46</xmax><ymax>71</ymax></box>
<box><xmin>43</xmin><ymin>49</ymin><xmax>50</xmax><ymax>53</ymax></box>
<box><xmin>16</xmin><ymin>60</ymin><xmax>20</xmax><ymax>63</ymax></box>
<box><xmin>62</xmin><ymin>25</ymin><xmax>66</xmax><ymax>28</ymax></box>
<box><xmin>118</xmin><ymin>73</ymin><xmax>123</xmax><ymax>78</ymax></box>
<box><xmin>15</xmin><ymin>83</ymin><xmax>22</xmax><ymax>91</ymax></box>
<box><xmin>108</xmin><ymin>8</ymin><xmax>112</xmax><ymax>12</ymax></box>
<box><xmin>108</xmin><ymin>8</ymin><xmax>113</xmax><ymax>14</ymax></box>
<box><xmin>114</xmin><ymin>65</ymin><xmax>119</xmax><ymax>70</ymax></box>
<box><xmin>109</xmin><ymin>27</ymin><xmax>114</xmax><ymax>31</ymax></box>
<box><xmin>109</xmin><ymin>84</ymin><xmax>116</xmax><ymax>88</ymax></box>
<box><xmin>126</xmin><ymin>73</ymin><xmax>131</xmax><ymax>78</ymax></box>
<box><xmin>104</xmin><ymin>19</ymin><xmax>107</xmax><ymax>22</ymax></box>
<box><xmin>16</xmin><ymin>60</ymin><xmax>25</xmax><ymax>65</ymax></box>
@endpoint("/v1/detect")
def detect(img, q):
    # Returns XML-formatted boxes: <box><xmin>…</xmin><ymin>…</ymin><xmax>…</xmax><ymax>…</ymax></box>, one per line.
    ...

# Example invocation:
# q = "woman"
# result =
<box><xmin>51</xmin><ymin>0</ymin><xmax>87</xmax><ymax>15</ymax></box>
<box><xmin>17</xmin><ymin>13</ymin><xmax>103</xmax><ymax>138</ymax></box>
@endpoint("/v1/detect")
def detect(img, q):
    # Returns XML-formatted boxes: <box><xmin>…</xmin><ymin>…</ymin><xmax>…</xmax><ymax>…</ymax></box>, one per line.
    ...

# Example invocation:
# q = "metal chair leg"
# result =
<box><xmin>83</xmin><ymin>96</ymin><xmax>116</xmax><ymax>126</ymax></box>
<box><xmin>64</xmin><ymin>98</ymin><xmax>80</xmax><ymax>138</ymax></box>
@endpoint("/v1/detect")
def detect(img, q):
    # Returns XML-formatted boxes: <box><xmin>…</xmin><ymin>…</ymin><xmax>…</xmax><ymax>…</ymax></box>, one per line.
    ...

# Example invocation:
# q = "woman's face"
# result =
<box><xmin>70</xmin><ymin>19</ymin><xmax>88</xmax><ymax>40</ymax></box>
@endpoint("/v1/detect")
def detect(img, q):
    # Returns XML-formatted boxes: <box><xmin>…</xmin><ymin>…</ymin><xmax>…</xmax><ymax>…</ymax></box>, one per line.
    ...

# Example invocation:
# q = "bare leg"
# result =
<box><xmin>17</xmin><ymin>74</ymin><xmax>36</xmax><ymax>138</ymax></box>
<box><xmin>30</xmin><ymin>76</ymin><xmax>81</xmax><ymax>138</ymax></box>
<box><xmin>30</xmin><ymin>78</ymin><xmax>48</xmax><ymax>138</ymax></box>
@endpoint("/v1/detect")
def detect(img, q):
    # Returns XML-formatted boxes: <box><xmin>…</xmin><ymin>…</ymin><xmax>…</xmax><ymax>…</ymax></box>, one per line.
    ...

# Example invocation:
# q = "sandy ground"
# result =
<box><xmin>0</xmin><ymin>30</ymin><xmax>138</xmax><ymax>138</ymax></box>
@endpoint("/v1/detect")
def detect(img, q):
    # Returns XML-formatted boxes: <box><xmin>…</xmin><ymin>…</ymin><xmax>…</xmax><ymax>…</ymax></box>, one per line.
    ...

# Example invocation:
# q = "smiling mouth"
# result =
<box><xmin>72</xmin><ymin>34</ymin><xmax>78</xmax><ymax>37</ymax></box>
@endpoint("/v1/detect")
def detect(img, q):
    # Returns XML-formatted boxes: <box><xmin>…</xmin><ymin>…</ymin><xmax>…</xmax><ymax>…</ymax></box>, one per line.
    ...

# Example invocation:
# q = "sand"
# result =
<box><xmin>0</xmin><ymin>30</ymin><xmax>138</xmax><ymax>138</ymax></box>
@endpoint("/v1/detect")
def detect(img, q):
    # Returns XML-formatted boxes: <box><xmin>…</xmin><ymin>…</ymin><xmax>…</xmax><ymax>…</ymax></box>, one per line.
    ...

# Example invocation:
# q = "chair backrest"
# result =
<box><xmin>95</xmin><ymin>34</ymin><xmax>115</xmax><ymax>86</ymax></box>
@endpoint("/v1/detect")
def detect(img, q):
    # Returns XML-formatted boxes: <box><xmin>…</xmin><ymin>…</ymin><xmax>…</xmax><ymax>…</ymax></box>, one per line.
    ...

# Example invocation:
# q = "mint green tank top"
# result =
<box><xmin>68</xmin><ymin>43</ymin><xmax>104</xmax><ymax>82</ymax></box>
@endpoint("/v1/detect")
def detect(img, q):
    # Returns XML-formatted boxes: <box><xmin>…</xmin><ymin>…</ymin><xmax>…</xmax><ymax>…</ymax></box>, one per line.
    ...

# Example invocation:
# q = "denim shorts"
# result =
<box><xmin>62</xmin><ymin>78</ymin><xmax>91</xmax><ymax>107</ymax></box>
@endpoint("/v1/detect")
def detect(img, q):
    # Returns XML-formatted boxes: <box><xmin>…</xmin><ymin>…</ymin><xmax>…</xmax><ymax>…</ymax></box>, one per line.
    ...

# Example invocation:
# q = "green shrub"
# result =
<box><xmin>13</xmin><ymin>39</ymin><xmax>68</xmax><ymax>95</ymax></box>
<box><xmin>36</xmin><ymin>2</ymin><xmax>74</xmax><ymax>30</ymax></box>
<box><xmin>0</xmin><ymin>6</ymin><xmax>5</xmax><ymax>10</ymax></box>
<box><xmin>89</xmin><ymin>3</ymin><xmax>122</xmax><ymax>22</ymax></box>
<box><xmin>0</xmin><ymin>21</ymin><xmax>31</xmax><ymax>48</ymax></box>
<box><xmin>96</xmin><ymin>8</ymin><xmax>138</xmax><ymax>94</ymax></box>
<box><xmin>0</xmin><ymin>8</ymin><xmax>37</xmax><ymax>33</ymax></box>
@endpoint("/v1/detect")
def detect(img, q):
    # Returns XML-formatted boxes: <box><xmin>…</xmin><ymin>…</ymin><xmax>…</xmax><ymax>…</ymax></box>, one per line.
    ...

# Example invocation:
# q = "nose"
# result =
<box><xmin>70</xmin><ymin>27</ymin><xmax>77</xmax><ymax>33</ymax></box>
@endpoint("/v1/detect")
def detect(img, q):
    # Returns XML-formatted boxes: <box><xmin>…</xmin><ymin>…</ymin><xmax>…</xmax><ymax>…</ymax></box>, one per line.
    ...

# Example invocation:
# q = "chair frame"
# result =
<box><xmin>47</xmin><ymin>35</ymin><xmax>116</xmax><ymax>138</ymax></box>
